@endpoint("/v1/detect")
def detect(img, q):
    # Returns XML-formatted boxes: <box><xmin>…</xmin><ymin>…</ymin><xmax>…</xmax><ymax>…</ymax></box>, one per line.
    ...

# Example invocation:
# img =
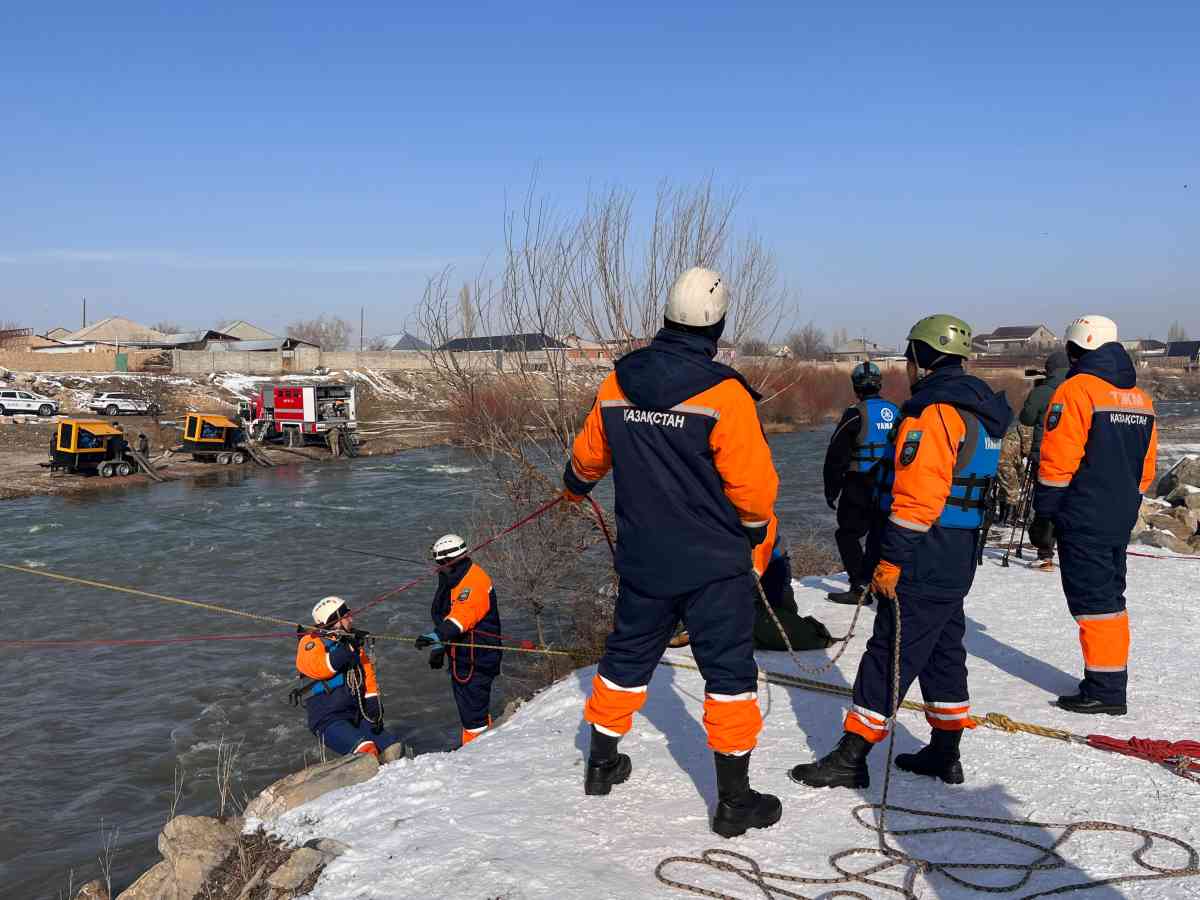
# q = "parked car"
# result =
<box><xmin>87</xmin><ymin>392</ymin><xmax>160</xmax><ymax>416</ymax></box>
<box><xmin>0</xmin><ymin>388</ymin><xmax>59</xmax><ymax>417</ymax></box>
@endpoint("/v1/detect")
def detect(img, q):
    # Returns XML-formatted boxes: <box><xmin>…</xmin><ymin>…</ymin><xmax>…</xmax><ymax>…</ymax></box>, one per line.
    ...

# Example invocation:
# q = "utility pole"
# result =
<box><xmin>359</xmin><ymin>307</ymin><xmax>364</xmax><ymax>352</ymax></box>
<box><xmin>82</xmin><ymin>297</ymin><xmax>87</xmax><ymax>329</ymax></box>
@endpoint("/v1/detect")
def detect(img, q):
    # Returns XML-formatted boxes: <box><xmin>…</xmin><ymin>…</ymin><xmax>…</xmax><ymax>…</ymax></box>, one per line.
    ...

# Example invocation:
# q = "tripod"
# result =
<box><xmin>1000</xmin><ymin>453</ymin><xmax>1035</xmax><ymax>568</ymax></box>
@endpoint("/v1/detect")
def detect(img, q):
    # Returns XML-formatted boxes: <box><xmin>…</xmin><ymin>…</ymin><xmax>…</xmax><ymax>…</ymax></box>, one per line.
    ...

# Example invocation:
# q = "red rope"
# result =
<box><xmin>355</xmin><ymin>495</ymin><xmax>566</xmax><ymax>617</ymax></box>
<box><xmin>1087</xmin><ymin>734</ymin><xmax>1200</xmax><ymax>777</ymax></box>
<box><xmin>586</xmin><ymin>494</ymin><xmax>616</xmax><ymax>556</ymax></box>
<box><xmin>1126</xmin><ymin>549</ymin><xmax>1200</xmax><ymax>561</ymax></box>
<box><xmin>3</xmin><ymin>632</ymin><xmax>294</xmax><ymax>650</ymax></box>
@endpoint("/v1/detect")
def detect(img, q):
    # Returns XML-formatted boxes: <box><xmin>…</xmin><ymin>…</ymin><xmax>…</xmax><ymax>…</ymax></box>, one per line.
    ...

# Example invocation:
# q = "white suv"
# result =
<box><xmin>0</xmin><ymin>388</ymin><xmax>60</xmax><ymax>417</ymax></box>
<box><xmin>87</xmin><ymin>392</ymin><xmax>161</xmax><ymax>416</ymax></box>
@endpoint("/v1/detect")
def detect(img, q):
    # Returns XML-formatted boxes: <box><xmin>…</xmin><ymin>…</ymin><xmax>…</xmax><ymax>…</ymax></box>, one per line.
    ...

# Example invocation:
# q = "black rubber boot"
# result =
<box><xmin>789</xmin><ymin>732</ymin><xmax>871</xmax><ymax>789</ymax></box>
<box><xmin>1057</xmin><ymin>692</ymin><xmax>1127</xmax><ymax>716</ymax></box>
<box><xmin>895</xmin><ymin>728</ymin><xmax>964</xmax><ymax>784</ymax></box>
<box><xmin>827</xmin><ymin>587</ymin><xmax>872</xmax><ymax>606</ymax></box>
<box><xmin>711</xmin><ymin>752</ymin><xmax>782</xmax><ymax>838</ymax></box>
<box><xmin>584</xmin><ymin>727</ymin><xmax>632</xmax><ymax>796</ymax></box>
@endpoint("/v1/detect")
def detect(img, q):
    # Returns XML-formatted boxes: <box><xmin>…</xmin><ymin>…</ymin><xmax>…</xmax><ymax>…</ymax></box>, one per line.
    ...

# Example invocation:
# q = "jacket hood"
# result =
<box><xmin>615</xmin><ymin>328</ymin><xmax>761</xmax><ymax>410</ymax></box>
<box><xmin>1070</xmin><ymin>342</ymin><xmax>1137</xmax><ymax>390</ymax></box>
<box><xmin>902</xmin><ymin>365</ymin><xmax>1013</xmax><ymax>439</ymax></box>
<box><xmin>1045</xmin><ymin>350</ymin><xmax>1070</xmax><ymax>374</ymax></box>
<box><xmin>437</xmin><ymin>556</ymin><xmax>472</xmax><ymax>588</ymax></box>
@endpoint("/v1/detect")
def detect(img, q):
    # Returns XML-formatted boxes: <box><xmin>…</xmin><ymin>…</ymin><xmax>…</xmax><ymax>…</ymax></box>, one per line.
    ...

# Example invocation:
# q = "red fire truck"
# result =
<box><xmin>239</xmin><ymin>382</ymin><xmax>358</xmax><ymax>447</ymax></box>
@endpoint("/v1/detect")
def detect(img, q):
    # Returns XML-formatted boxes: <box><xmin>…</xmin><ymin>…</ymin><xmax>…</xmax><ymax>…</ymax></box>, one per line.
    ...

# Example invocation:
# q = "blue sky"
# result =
<box><xmin>1</xmin><ymin>2</ymin><xmax>1196</xmax><ymax>345</ymax></box>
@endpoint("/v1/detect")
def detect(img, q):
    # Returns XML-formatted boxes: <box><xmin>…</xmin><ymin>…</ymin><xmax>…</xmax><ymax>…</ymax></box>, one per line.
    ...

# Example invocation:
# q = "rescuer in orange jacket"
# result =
<box><xmin>1031</xmin><ymin>315</ymin><xmax>1156</xmax><ymax>716</ymax></box>
<box><xmin>562</xmin><ymin>266</ymin><xmax>782</xmax><ymax>839</ymax></box>
<box><xmin>790</xmin><ymin>314</ymin><xmax>1011</xmax><ymax>790</ymax></box>
<box><xmin>295</xmin><ymin>596</ymin><xmax>407</xmax><ymax>761</ymax></box>
<box><xmin>415</xmin><ymin>534</ymin><xmax>504</xmax><ymax>747</ymax></box>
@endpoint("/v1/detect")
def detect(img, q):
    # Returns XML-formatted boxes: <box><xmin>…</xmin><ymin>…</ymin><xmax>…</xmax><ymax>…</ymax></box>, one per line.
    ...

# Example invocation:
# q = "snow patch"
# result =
<box><xmin>262</xmin><ymin>552</ymin><xmax>1200</xmax><ymax>899</ymax></box>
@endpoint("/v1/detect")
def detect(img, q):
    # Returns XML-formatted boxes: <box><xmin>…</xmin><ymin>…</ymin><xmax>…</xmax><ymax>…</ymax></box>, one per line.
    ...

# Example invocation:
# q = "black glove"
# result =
<box><xmin>339</xmin><ymin>629</ymin><xmax>366</xmax><ymax>651</ymax></box>
<box><xmin>826</xmin><ymin>496</ymin><xmax>838</xmax><ymax>511</ymax></box>
<box><xmin>1028</xmin><ymin>516</ymin><xmax>1055</xmax><ymax>550</ymax></box>
<box><xmin>414</xmin><ymin>630</ymin><xmax>443</xmax><ymax>651</ymax></box>
<box><xmin>429</xmin><ymin>648</ymin><xmax>445</xmax><ymax>670</ymax></box>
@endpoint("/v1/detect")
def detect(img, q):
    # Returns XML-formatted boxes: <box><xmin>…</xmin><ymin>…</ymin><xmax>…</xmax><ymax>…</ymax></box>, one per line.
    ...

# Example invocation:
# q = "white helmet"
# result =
<box><xmin>665</xmin><ymin>267</ymin><xmax>728</xmax><ymax>327</ymax></box>
<box><xmin>1064</xmin><ymin>315</ymin><xmax>1118</xmax><ymax>351</ymax></box>
<box><xmin>431</xmin><ymin>533</ymin><xmax>468</xmax><ymax>563</ymax></box>
<box><xmin>312</xmin><ymin>596</ymin><xmax>350</xmax><ymax>626</ymax></box>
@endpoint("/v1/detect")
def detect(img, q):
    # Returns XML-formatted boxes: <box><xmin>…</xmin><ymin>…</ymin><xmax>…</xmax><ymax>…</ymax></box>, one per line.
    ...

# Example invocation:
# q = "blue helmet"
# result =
<box><xmin>851</xmin><ymin>361</ymin><xmax>882</xmax><ymax>394</ymax></box>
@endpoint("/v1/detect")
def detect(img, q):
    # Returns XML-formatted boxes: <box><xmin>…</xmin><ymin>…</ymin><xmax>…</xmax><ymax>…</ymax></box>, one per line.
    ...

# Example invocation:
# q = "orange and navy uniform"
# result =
<box><xmin>1034</xmin><ymin>342</ymin><xmax>1156</xmax><ymax>705</ymax></box>
<box><xmin>846</xmin><ymin>365</ymin><xmax>1011</xmax><ymax>743</ymax></box>
<box><xmin>565</xmin><ymin>327</ymin><xmax>778</xmax><ymax>756</ymax></box>
<box><xmin>295</xmin><ymin>631</ymin><xmax>384</xmax><ymax>755</ymax></box>
<box><xmin>430</xmin><ymin>557</ymin><xmax>502</xmax><ymax>745</ymax></box>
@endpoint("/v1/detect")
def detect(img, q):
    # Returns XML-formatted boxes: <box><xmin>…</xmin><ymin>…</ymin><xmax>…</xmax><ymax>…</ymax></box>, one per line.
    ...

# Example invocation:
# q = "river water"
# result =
<box><xmin>3</xmin><ymin>401</ymin><xmax>1195</xmax><ymax>898</ymax></box>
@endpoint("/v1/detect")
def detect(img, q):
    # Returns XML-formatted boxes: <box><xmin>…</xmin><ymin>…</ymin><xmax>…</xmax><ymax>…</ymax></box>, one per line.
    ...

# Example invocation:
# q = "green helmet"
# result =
<box><xmin>906</xmin><ymin>314</ymin><xmax>973</xmax><ymax>359</ymax></box>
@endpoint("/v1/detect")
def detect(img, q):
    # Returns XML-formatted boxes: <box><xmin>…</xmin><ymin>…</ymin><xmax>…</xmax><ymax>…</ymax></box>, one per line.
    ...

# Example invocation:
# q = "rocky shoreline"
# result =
<box><xmin>1133</xmin><ymin>455</ymin><xmax>1200</xmax><ymax>555</ymax></box>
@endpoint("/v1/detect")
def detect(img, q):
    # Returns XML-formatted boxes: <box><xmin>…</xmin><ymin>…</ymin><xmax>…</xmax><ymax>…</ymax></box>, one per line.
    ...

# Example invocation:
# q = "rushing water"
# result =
<box><xmin>3</xmin><ymin>399</ymin><xmax>1195</xmax><ymax>897</ymax></box>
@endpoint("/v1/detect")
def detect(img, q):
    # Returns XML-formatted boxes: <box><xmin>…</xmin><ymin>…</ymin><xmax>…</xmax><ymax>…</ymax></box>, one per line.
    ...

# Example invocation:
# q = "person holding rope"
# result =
<box><xmin>415</xmin><ymin>533</ymin><xmax>503</xmax><ymax>746</ymax></box>
<box><xmin>296</xmin><ymin>596</ymin><xmax>408</xmax><ymax>761</ymax></box>
<box><xmin>790</xmin><ymin>314</ymin><xmax>1011</xmax><ymax>789</ymax></box>
<box><xmin>1031</xmin><ymin>316</ymin><xmax>1156</xmax><ymax>716</ymax></box>
<box><xmin>563</xmin><ymin>266</ymin><xmax>782</xmax><ymax>839</ymax></box>
<box><xmin>823</xmin><ymin>361</ymin><xmax>899</xmax><ymax>605</ymax></box>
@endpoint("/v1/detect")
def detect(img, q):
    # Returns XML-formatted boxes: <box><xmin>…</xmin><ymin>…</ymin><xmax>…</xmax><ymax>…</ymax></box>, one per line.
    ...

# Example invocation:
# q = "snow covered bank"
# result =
<box><xmin>266</xmin><ymin>551</ymin><xmax>1200</xmax><ymax>898</ymax></box>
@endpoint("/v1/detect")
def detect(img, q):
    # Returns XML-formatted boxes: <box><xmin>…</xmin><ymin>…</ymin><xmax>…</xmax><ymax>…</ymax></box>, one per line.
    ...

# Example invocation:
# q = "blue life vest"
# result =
<box><xmin>309</xmin><ymin>637</ymin><xmax>346</xmax><ymax>694</ymax></box>
<box><xmin>850</xmin><ymin>397</ymin><xmax>899</xmax><ymax>474</ymax></box>
<box><xmin>877</xmin><ymin>408</ymin><xmax>1001</xmax><ymax>529</ymax></box>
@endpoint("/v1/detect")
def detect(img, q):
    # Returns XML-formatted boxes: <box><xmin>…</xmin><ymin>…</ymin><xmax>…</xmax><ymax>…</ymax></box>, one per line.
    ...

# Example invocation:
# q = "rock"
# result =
<box><xmin>1145</xmin><ymin>514</ymin><xmax>1194</xmax><ymax>542</ymax></box>
<box><xmin>116</xmin><ymin>861</ymin><xmax>173</xmax><ymax>900</ymax></box>
<box><xmin>1165</xmin><ymin>484</ymin><xmax>1200</xmax><ymax>510</ymax></box>
<box><xmin>1139</xmin><ymin>530</ymin><xmax>1193</xmax><ymax>554</ymax></box>
<box><xmin>75</xmin><ymin>880</ymin><xmax>110</xmax><ymax>900</ymax></box>
<box><xmin>245</xmin><ymin>753</ymin><xmax>379</xmax><ymax>823</ymax></box>
<box><xmin>304</xmin><ymin>837</ymin><xmax>351</xmax><ymax>858</ymax></box>
<box><xmin>266</xmin><ymin>847</ymin><xmax>331</xmax><ymax>892</ymax></box>
<box><xmin>157</xmin><ymin>815</ymin><xmax>240</xmax><ymax>900</ymax></box>
<box><xmin>1156</xmin><ymin>456</ymin><xmax>1200</xmax><ymax>497</ymax></box>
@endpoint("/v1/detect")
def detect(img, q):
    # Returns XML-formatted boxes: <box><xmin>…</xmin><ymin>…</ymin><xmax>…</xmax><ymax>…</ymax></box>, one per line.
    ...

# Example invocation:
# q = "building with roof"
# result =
<box><xmin>830</xmin><ymin>339</ymin><xmax>891</xmax><ymax>363</ymax></box>
<box><xmin>1121</xmin><ymin>339</ymin><xmax>1168</xmax><ymax>357</ymax></box>
<box><xmin>218</xmin><ymin>320</ymin><xmax>278</xmax><ymax>341</ymax></box>
<box><xmin>1166</xmin><ymin>341</ymin><xmax>1200</xmax><ymax>363</ymax></box>
<box><xmin>66</xmin><ymin>316</ymin><xmax>167</xmax><ymax>344</ymax></box>
<box><xmin>44</xmin><ymin>327</ymin><xmax>73</xmax><ymax>341</ymax></box>
<box><xmin>982</xmin><ymin>325</ymin><xmax>1057</xmax><ymax>354</ymax></box>
<box><xmin>371</xmin><ymin>331</ymin><xmax>431</xmax><ymax>351</ymax></box>
<box><xmin>437</xmin><ymin>333</ymin><xmax>568</xmax><ymax>353</ymax></box>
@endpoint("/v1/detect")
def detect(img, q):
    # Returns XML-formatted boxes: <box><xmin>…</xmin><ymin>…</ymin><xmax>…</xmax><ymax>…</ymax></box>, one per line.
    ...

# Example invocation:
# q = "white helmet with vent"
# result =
<box><xmin>312</xmin><ymin>596</ymin><xmax>350</xmax><ymax>626</ymax></box>
<box><xmin>1064</xmin><ymin>315</ymin><xmax>1118</xmax><ymax>351</ymax></box>
<box><xmin>431</xmin><ymin>533</ymin><xmax>468</xmax><ymax>562</ymax></box>
<box><xmin>665</xmin><ymin>267</ymin><xmax>728</xmax><ymax>327</ymax></box>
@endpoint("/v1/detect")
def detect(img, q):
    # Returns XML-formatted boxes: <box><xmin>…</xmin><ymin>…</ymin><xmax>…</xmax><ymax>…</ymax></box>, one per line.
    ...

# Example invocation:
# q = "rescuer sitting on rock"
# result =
<box><xmin>296</xmin><ymin>596</ymin><xmax>408</xmax><ymax>762</ymax></box>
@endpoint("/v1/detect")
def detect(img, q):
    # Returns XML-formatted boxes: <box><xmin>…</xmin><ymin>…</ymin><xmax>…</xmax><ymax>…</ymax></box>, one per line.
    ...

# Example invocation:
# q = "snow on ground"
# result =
<box><xmin>266</xmin><ymin>550</ymin><xmax>1200</xmax><ymax>899</ymax></box>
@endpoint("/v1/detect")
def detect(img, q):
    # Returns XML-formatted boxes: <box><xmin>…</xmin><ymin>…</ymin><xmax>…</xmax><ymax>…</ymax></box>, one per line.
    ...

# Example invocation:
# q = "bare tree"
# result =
<box><xmin>787</xmin><ymin>322</ymin><xmax>829</xmax><ymax>359</ymax></box>
<box><xmin>285</xmin><ymin>314</ymin><xmax>352</xmax><ymax>350</ymax></box>
<box><xmin>459</xmin><ymin>283</ymin><xmax>476</xmax><ymax>339</ymax></box>
<box><xmin>152</xmin><ymin>320</ymin><xmax>183</xmax><ymax>334</ymax></box>
<box><xmin>739</xmin><ymin>338</ymin><xmax>770</xmax><ymax>356</ymax></box>
<box><xmin>1168</xmin><ymin>321</ymin><xmax>1189</xmax><ymax>342</ymax></box>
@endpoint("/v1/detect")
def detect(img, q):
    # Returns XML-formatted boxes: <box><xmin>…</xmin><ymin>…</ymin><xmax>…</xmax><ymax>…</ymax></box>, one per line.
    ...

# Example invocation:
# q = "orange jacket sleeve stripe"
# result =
<box><xmin>445</xmin><ymin>565</ymin><xmax>495</xmax><ymax>634</ymax></box>
<box><xmin>888</xmin><ymin>404</ymin><xmax>964</xmax><ymax>533</ymax></box>
<box><xmin>698</xmin><ymin>379</ymin><xmax>778</xmax><ymax>528</ymax></box>
<box><xmin>568</xmin><ymin>375</ymin><xmax>618</xmax><ymax>487</ymax></box>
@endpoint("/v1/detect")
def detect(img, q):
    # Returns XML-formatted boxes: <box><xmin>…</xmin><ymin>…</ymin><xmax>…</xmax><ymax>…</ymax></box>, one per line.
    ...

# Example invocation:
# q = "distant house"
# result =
<box><xmin>1166</xmin><ymin>341</ymin><xmax>1200</xmax><ymax>363</ymax></box>
<box><xmin>218</xmin><ymin>320</ymin><xmax>278</xmax><ymax>341</ymax></box>
<box><xmin>66</xmin><ymin>316</ymin><xmax>167</xmax><ymax>344</ymax></box>
<box><xmin>559</xmin><ymin>334</ymin><xmax>611</xmax><ymax>363</ymax></box>
<box><xmin>983</xmin><ymin>325</ymin><xmax>1057</xmax><ymax>354</ymax></box>
<box><xmin>1122</xmin><ymin>339</ymin><xmax>1168</xmax><ymax>357</ymax></box>
<box><xmin>437</xmin><ymin>333</ymin><xmax>568</xmax><ymax>353</ymax></box>
<box><xmin>830</xmin><ymin>339</ymin><xmax>889</xmax><ymax>363</ymax></box>
<box><xmin>716</xmin><ymin>340</ymin><xmax>737</xmax><ymax>364</ymax></box>
<box><xmin>371</xmin><ymin>332</ymin><xmax>431</xmax><ymax>351</ymax></box>
<box><xmin>202</xmin><ymin>337</ymin><xmax>319</xmax><ymax>352</ymax></box>
<box><xmin>44</xmin><ymin>327</ymin><xmax>72</xmax><ymax>341</ymax></box>
<box><xmin>972</xmin><ymin>333</ymin><xmax>992</xmax><ymax>354</ymax></box>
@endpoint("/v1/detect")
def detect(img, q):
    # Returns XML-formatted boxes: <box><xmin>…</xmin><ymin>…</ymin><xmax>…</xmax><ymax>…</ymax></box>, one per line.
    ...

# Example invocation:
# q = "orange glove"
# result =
<box><xmin>562</xmin><ymin>487</ymin><xmax>585</xmax><ymax>503</ymax></box>
<box><xmin>870</xmin><ymin>560</ymin><xmax>901</xmax><ymax>601</ymax></box>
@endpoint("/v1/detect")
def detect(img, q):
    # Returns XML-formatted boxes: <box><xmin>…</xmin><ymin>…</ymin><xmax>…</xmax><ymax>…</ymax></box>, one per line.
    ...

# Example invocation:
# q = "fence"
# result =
<box><xmin>0</xmin><ymin>349</ymin><xmax>162</xmax><ymax>373</ymax></box>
